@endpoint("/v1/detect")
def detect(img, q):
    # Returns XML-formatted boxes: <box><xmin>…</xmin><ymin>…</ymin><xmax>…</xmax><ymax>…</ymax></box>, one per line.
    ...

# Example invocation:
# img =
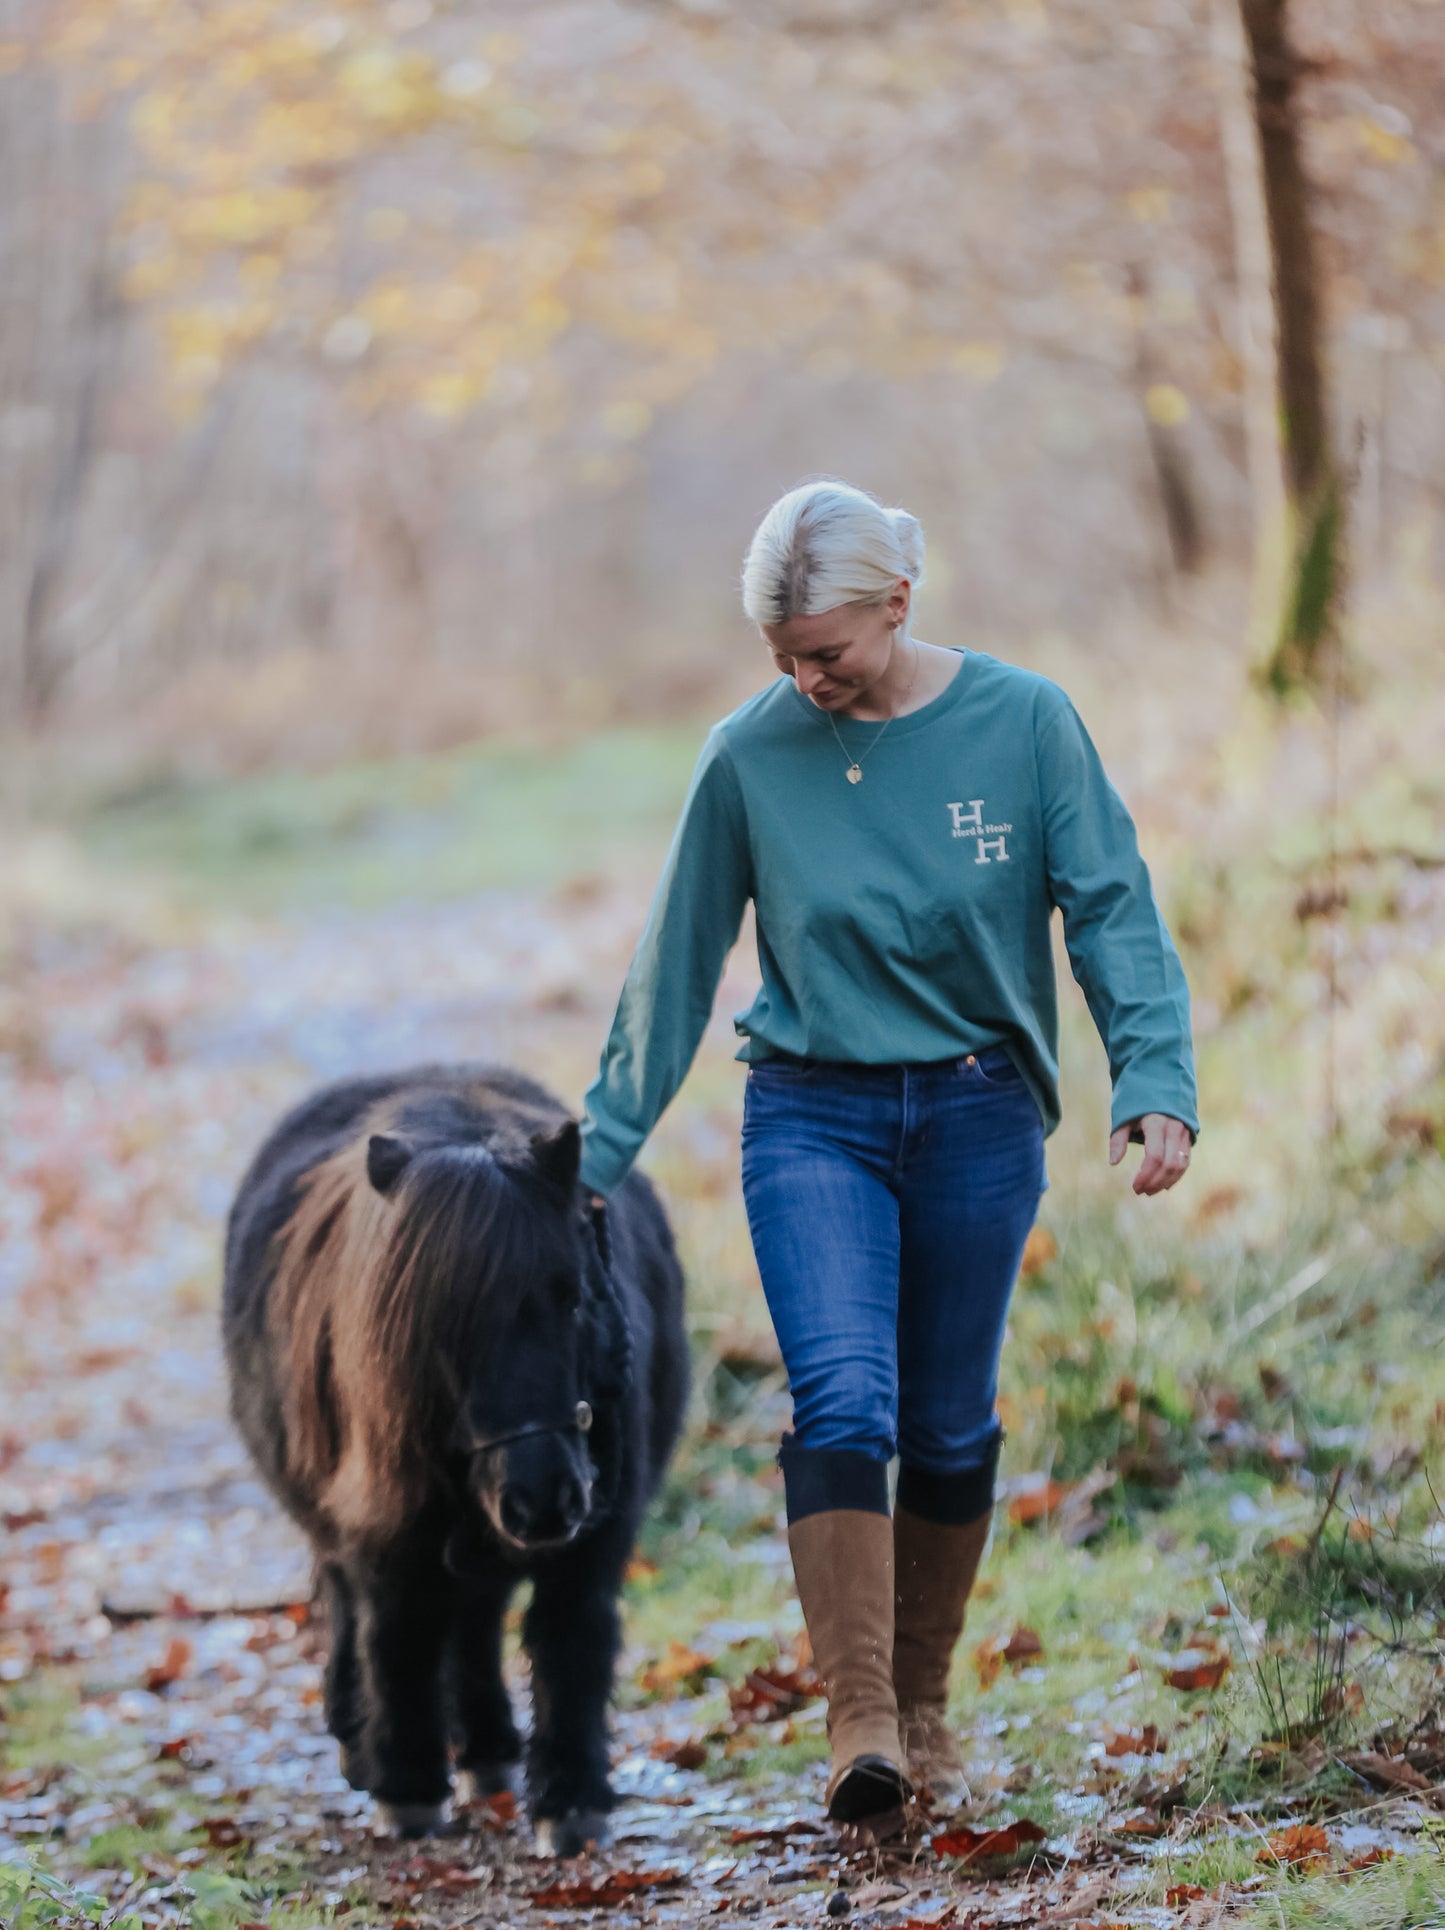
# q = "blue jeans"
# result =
<box><xmin>740</xmin><ymin>1045</ymin><xmax>1047</xmax><ymax>1487</ymax></box>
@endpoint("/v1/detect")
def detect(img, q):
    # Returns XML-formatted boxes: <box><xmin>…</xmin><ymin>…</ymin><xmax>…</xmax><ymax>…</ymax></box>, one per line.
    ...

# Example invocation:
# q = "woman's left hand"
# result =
<box><xmin>1109</xmin><ymin>1113</ymin><xmax>1193</xmax><ymax>1195</ymax></box>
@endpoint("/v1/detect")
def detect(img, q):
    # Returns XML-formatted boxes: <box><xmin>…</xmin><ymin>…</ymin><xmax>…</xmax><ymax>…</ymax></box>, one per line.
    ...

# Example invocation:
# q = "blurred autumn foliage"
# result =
<box><xmin>2</xmin><ymin>0</ymin><xmax>1443</xmax><ymax>740</ymax></box>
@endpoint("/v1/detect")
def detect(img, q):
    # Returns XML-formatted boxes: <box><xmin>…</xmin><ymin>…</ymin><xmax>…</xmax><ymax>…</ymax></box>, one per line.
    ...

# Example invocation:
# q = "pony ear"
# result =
<box><xmin>367</xmin><ymin>1133</ymin><xmax>414</xmax><ymax>1196</ymax></box>
<box><xmin>530</xmin><ymin>1119</ymin><xmax>581</xmax><ymax>1193</ymax></box>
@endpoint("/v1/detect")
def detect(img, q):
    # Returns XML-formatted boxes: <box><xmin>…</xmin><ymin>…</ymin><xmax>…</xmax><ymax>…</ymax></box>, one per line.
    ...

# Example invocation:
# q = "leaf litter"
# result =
<box><xmin>2</xmin><ymin>883</ymin><xmax>1443</xmax><ymax>1926</ymax></box>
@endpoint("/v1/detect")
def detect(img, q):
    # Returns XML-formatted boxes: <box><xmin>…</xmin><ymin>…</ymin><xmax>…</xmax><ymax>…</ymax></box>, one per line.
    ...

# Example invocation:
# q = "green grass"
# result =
<box><xmin>68</xmin><ymin>723</ymin><xmax>708</xmax><ymax>912</ymax></box>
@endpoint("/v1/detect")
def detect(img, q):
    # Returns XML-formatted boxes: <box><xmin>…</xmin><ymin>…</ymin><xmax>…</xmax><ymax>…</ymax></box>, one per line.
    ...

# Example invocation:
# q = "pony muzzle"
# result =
<box><xmin>476</xmin><ymin>1442</ymin><xmax>594</xmax><ymax>1552</ymax></box>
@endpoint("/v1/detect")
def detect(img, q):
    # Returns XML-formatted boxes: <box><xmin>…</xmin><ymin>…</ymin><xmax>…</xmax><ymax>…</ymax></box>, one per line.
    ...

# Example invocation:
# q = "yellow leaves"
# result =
<box><xmin>180</xmin><ymin>188</ymin><xmax>319</xmax><ymax>250</ymax></box>
<box><xmin>949</xmin><ymin>341</ymin><xmax>1005</xmax><ymax>383</ymax></box>
<box><xmin>602</xmin><ymin>399</ymin><xmax>653</xmax><ymax>441</ymax></box>
<box><xmin>1125</xmin><ymin>186</ymin><xmax>1172</xmax><ymax>223</ymax></box>
<box><xmin>337</xmin><ymin>47</ymin><xmax>440</xmax><ymax>131</ymax></box>
<box><xmin>363</xmin><ymin>207</ymin><xmax>406</xmax><ymax>246</ymax></box>
<box><xmin>130</xmin><ymin>88</ymin><xmax>181</xmax><ymax>147</ymax></box>
<box><xmin>417</xmin><ymin>369</ymin><xmax>492</xmax><ymax>419</ymax></box>
<box><xmin>163</xmin><ymin>300</ymin><xmax>273</xmax><ymax>388</ymax></box>
<box><xmin>622</xmin><ymin>159</ymin><xmax>667</xmax><ymax>199</ymax></box>
<box><xmin>524</xmin><ymin>290</ymin><xmax>572</xmax><ymax>342</ymax></box>
<box><xmin>1146</xmin><ymin>383</ymin><xmax>1191</xmax><ymax>428</ymax></box>
<box><xmin>1355</xmin><ymin>116</ymin><xmax>1416</xmax><ymax>167</ymax></box>
<box><xmin>123</xmin><ymin>255</ymin><xmax>183</xmax><ymax>301</ymax></box>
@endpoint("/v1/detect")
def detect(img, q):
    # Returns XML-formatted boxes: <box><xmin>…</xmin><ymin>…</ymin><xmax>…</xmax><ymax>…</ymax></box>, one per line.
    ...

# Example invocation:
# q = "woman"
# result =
<box><xmin>577</xmin><ymin>480</ymin><xmax>1198</xmax><ymax>1840</ymax></box>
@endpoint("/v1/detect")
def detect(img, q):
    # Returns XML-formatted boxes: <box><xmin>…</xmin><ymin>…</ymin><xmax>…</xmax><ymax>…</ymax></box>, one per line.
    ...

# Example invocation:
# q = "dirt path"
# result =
<box><xmin>0</xmin><ymin>886</ymin><xmax>982</xmax><ymax>1925</ymax></box>
<box><xmin>4</xmin><ymin>883</ymin><xmax>1438</xmax><ymax>1929</ymax></box>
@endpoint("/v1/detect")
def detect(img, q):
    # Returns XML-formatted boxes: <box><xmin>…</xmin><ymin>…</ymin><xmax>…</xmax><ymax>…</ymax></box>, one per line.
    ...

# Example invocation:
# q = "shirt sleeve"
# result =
<box><xmin>1036</xmin><ymin>694</ymin><xmax>1200</xmax><ymax>1144</ymax></box>
<box><xmin>578</xmin><ymin>728</ymin><xmax>753</xmax><ymax>1195</ymax></box>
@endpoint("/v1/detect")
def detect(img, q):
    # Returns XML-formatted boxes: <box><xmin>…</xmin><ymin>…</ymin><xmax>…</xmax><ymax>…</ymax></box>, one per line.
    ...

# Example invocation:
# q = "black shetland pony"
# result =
<box><xmin>222</xmin><ymin>1065</ymin><xmax>688</xmax><ymax>1853</ymax></box>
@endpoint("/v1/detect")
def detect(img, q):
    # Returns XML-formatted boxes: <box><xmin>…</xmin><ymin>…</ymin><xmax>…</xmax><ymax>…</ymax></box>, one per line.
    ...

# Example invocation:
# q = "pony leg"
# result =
<box><xmin>321</xmin><ymin>1564</ymin><xmax>368</xmax><ymax>1789</ymax></box>
<box><xmin>448</xmin><ymin>1572</ymin><xmax>522</xmax><ymax>1803</ymax></box>
<box><xmin>355</xmin><ymin>1546</ymin><xmax>455</xmax><ymax>1836</ymax></box>
<box><xmin>522</xmin><ymin>1530</ymin><xmax>628</xmax><ymax>1856</ymax></box>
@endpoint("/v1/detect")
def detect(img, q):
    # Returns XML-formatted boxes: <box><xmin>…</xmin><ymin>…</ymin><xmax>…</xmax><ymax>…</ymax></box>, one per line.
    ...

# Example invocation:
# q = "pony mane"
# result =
<box><xmin>267</xmin><ymin>1095</ymin><xmax>564</xmax><ymax>1542</ymax></box>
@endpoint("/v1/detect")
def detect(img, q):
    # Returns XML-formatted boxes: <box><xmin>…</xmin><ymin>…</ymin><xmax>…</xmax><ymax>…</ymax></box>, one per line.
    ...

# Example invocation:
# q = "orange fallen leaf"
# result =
<box><xmin>650</xmin><ymin>1737</ymin><xmax>708</xmax><ymax>1769</ymax></box>
<box><xmin>1342</xmin><ymin>1751</ymin><xmax>1433</xmax><ymax>1793</ymax></box>
<box><xmin>637</xmin><ymin>1641</ymin><xmax>715</xmax><ymax>1696</ymax></box>
<box><xmin>1344</xmin><ymin>1847</ymin><xmax>1396</xmax><ymax>1872</ymax></box>
<box><xmin>145</xmin><ymin>1637</ymin><xmax>194</xmax><ymax>1692</ymax></box>
<box><xmin>1008</xmin><ymin>1480</ymin><xmax>1075</xmax><ymax>1526</ymax></box>
<box><xmin>728</xmin><ymin>1663</ymin><xmax>823</xmax><ymax>1723</ymax></box>
<box><xmin>932</xmin><ymin>1819</ymin><xmax>1047</xmax><ymax>1861</ymax></box>
<box><xmin>1258</xmin><ymin>1823</ymin><xmax>1329</xmax><ymax>1868</ymax></box>
<box><xmin>528</xmin><ymin>1869</ymin><xmax>685</xmax><ymax>1907</ymax></box>
<box><xmin>974</xmin><ymin>1625</ymin><xmax>1044</xmax><ymax>1688</ymax></box>
<box><xmin>1165</xmin><ymin>1883</ymin><xmax>1206</xmax><ymax>1904</ymax></box>
<box><xmin>199</xmin><ymin>1815</ymin><xmax>247</xmax><ymax>1849</ymax></box>
<box><xmin>727</xmin><ymin>1820</ymin><xmax>821</xmax><ymax>1844</ymax></box>
<box><xmin>1001</xmin><ymin>1625</ymin><xmax>1044</xmax><ymax>1665</ymax></box>
<box><xmin>1116</xmin><ymin>1809</ymin><xmax>1165</xmax><ymax>1836</ymax></box>
<box><xmin>1019</xmin><ymin>1224</ymin><xmax>1057</xmax><ymax>1276</ymax></box>
<box><xmin>1104</xmin><ymin>1724</ymin><xmax>1165</xmax><ymax>1757</ymax></box>
<box><xmin>480</xmin><ymin>1789</ymin><xmax>517</xmax><ymax>1824</ymax></box>
<box><xmin>1165</xmin><ymin>1653</ymin><xmax>1230</xmax><ymax>1691</ymax></box>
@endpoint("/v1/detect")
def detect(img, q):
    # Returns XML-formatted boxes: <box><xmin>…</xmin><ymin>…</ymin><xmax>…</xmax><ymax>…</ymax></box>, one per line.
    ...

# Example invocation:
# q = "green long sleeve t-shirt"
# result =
<box><xmin>578</xmin><ymin>647</ymin><xmax>1198</xmax><ymax>1196</ymax></box>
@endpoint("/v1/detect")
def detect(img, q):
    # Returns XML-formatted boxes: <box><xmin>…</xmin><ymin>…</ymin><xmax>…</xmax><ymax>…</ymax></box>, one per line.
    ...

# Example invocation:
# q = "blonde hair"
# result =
<box><xmin>740</xmin><ymin>479</ymin><xmax>926</xmax><ymax>627</ymax></box>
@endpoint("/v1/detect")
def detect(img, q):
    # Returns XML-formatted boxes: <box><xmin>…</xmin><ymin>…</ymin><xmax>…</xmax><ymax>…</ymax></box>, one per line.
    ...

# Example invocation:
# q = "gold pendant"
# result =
<box><xmin>846</xmin><ymin>764</ymin><xmax>863</xmax><ymax>785</ymax></box>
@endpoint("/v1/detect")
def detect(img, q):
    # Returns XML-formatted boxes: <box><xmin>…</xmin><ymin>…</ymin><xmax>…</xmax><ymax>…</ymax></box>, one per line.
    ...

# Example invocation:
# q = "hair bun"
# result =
<box><xmin>888</xmin><ymin>508</ymin><xmax>926</xmax><ymax>586</ymax></box>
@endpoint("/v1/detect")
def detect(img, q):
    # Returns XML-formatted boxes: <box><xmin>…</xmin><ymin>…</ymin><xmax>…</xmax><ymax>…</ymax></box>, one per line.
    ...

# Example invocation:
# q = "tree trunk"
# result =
<box><xmin>1215</xmin><ymin>0</ymin><xmax>1343</xmax><ymax>690</ymax></box>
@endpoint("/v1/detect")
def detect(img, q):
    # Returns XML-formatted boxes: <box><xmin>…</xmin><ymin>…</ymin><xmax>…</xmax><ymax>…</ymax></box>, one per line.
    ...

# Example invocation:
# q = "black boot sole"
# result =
<box><xmin>827</xmin><ymin>1754</ymin><xmax>913</xmax><ymax>1824</ymax></box>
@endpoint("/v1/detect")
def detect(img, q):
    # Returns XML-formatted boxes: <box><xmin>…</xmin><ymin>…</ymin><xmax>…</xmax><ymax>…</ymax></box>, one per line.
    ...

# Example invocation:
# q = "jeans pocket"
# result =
<box><xmin>747</xmin><ymin>1058</ymin><xmax>817</xmax><ymax>1085</ymax></box>
<box><xmin>971</xmin><ymin>1049</ymin><xmax>1026</xmax><ymax>1089</ymax></box>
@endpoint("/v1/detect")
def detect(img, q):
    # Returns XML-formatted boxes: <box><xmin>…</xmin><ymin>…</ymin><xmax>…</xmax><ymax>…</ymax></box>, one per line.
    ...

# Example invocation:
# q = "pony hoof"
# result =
<box><xmin>454</xmin><ymin>1764</ymin><xmax>519</xmax><ymax>1806</ymax></box>
<box><xmin>375</xmin><ymin>1801</ymin><xmax>451</xmax><ymax>1838</ymax></box>
<box><xmin>532</xmin><ymin>1810</ymin><xmax>611</xmax><ymax>1858</ymax></box>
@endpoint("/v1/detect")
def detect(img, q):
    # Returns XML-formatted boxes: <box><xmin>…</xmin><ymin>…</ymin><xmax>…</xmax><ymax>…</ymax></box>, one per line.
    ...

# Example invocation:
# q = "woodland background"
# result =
<box><xmin>2</xmin><ymin>1</ymin><xmax>1444</xmax><ymax>1927</ymax></box>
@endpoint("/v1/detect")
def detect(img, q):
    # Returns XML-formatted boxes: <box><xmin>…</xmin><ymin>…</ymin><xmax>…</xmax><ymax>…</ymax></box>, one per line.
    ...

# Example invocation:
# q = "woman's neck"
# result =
<box><xmin>838</xmin><ymin>638</ymin><xmax>964</xmax><ymax>721</ymax></box>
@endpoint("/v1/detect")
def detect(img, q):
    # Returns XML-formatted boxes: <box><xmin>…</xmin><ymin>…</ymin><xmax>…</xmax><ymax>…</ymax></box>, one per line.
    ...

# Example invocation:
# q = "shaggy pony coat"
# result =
<box><xmin>222</xmin><ymin>1064</ymin><xmax>688</xmax><ymax>1850</ymax></box>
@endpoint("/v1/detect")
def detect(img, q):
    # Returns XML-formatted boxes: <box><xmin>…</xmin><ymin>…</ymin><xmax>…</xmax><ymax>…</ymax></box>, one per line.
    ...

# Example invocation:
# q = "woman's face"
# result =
<box><xmin>760</xmin><ymin>581</ymin><xmax>910</xmax><ymax>710</ymax></box>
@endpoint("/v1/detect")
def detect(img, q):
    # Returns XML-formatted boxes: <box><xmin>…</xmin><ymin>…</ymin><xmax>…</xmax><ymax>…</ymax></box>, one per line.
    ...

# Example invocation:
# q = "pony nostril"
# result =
<box><xmin>499</xmin><ymin>1491</ymin><xmax>531</xmax><ymax>1540</ymax></box>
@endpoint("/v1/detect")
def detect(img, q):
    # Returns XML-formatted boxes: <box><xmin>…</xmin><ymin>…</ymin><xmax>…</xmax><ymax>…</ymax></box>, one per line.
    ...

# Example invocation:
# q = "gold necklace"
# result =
<box><xmin>824</xmin><ymin>636</ymin><xmax>919</xmax><ymax>785</ymax></box>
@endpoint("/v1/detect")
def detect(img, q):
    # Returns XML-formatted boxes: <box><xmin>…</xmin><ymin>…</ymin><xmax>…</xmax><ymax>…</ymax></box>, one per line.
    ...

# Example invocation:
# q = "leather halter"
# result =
<box><xmin>464</xmin><ymin>1400</ymin><xmax>593</xmax><ymax>1456</ymax></box>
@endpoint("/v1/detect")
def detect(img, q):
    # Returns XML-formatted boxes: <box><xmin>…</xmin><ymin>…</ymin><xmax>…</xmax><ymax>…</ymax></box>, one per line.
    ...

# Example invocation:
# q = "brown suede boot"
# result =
<box><xmin>787</xmin><ymin>1507</ymin><xmax>911</xmax><ymax>1829</ymax></box>
<box><xmin>892</xmin><ymin>1505</ymin><xmax>991</xmax><ymax>1800</ymax></box>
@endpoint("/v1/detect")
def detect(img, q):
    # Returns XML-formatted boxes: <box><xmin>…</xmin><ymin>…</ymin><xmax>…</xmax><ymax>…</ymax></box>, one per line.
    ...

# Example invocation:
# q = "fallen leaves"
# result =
<box><xmin>1341</xmin><ymin>1750</ymin><xmax>1438</xmax><ymax>1795</ymax></box>
<box><xmin>198</xmin><ymin>1815</ymin><xmax>248</xmax><ymax>1850</ymax></box>
<box><xmin>1007</xmin><ymin>1480</ymin><xmax>1074</xmax><ymax>1526</ymax></box>
<box><xmin>637</xmin><ymin>1641</ymin><xmax>715</xmax><ymax>1697</ymax></box>
<box><xmin>728</xmin><ymin>1661</ymin><xmax>822</xmax><ymax>1724</ymax></box>
<box><xmin>650</xmin><ymin>1737</ymin><xmax>708</xmax><ymax>1769</ymax></box>
<box><xmin>527</xmin><ymin>1868</ymin><xmax>685</xmax><ymax>1907</ymax></box>
<box><xmin>145</xmin><ymin>1636</ymin><xmax>194</xmax><ymax>1691</ymax></box>
<box><xmin>973</xmin><ymin>1625</ymin><xmax>1044</xmax><ymax>1688</ymax></box>
<box><xmin>1103</xmin><ymin>1725</ymin><xmax>1165</xmax><ymax>1757</ymax></box>
<box><xmin>932</xmin><ymin>1818</ymin><xmax>1047</xmax><ymax>1863</ymax></box>
<box><xmin>1257</xmin><ymin>1822</ymin><xmax>1329</xmax><ymax>1869</ymax></box>
<box><xmin>1164</xmin><ymin>1651</ymin><xmax>1230</xmax><ymax>1691</ymax></box>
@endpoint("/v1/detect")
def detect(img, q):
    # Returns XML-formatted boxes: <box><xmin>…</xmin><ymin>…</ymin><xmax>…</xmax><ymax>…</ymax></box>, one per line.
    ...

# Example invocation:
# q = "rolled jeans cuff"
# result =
<box><xmin>895</xmin><ymin>1427</ymin><xmax>1002</xmax><ymax>1525</ymax></box>
<box><xmin>778</xmin><ymin>1432</ymin><xmax>891</xmax><ymax>1523</ymax></box>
